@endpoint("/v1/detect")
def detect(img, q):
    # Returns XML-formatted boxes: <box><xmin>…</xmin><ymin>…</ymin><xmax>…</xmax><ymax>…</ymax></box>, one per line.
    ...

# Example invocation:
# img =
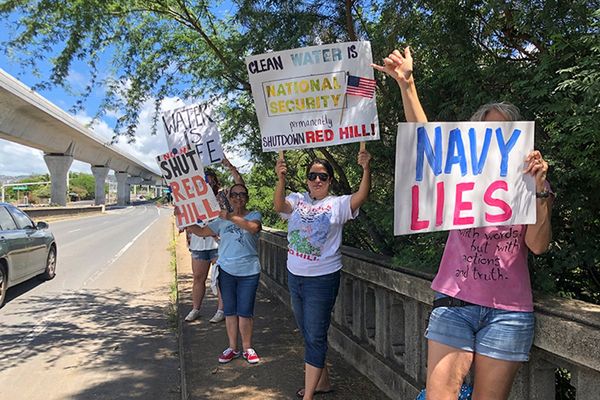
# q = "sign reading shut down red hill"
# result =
<box><xmin>156</xmin><ymin>146</ymin><xmax>220</xmax><ymax>229</ymax></box>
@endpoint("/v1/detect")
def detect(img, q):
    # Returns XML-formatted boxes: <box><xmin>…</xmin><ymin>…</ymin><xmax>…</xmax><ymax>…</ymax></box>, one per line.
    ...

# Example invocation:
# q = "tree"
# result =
<box><xmin>2</xmin><ymin>1</ymin><xmax>599</xmax><ymax>302</ymax></box>
<box><xmin>3</xmin><ymin>174</ymin><xmax>50</xmax><ymax>203</ymax></box>
<box><xmin>69</xmin><ymin>172</ymin><xmax>95</xmax><ymax>200</ymax></box>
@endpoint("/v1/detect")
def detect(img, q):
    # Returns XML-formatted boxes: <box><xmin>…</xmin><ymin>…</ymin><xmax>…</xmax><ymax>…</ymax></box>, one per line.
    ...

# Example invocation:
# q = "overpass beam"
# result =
<box><xmin>115</xmin><ymin>172</ymin><xmax>130</xmax><ymax>206</ymax></box>
<box><xmin>91</xmin><ymin>166</ymin><xmax>110</xmax><ymax>205</ymax></box>
<box><xmin>44</xmin><ymin>154</ymin><xmax>73</xmax><ymax>206</ymax></box>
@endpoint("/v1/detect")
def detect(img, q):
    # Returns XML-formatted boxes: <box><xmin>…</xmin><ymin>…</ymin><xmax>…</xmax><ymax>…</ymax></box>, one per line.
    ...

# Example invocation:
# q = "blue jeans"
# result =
<box><xmin>287</xmin><ymin>270</ymin><xmax>340</xmax><ymax>369</ymax></box>
<box><xmin>218</xmin><ymin>268</ymin><xmax>260</xmax><ymax>318</ymax></box>
<box><xmin>426</xmin><ymin>293</ymin><xmax>535</xmax><ymax>362</ymax></box>
<box><xmin>191</xmin><ymin>249</ymin><xmax>218</xmax><ymax>261</ymax></box>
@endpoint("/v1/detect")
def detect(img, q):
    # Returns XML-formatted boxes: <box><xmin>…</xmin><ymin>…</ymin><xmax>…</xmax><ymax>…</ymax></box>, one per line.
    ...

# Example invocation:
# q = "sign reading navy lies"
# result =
<box><xmin>394</xmin><ymin>121</ymin><xmax>536</xmax><ymax>235</ymax></box>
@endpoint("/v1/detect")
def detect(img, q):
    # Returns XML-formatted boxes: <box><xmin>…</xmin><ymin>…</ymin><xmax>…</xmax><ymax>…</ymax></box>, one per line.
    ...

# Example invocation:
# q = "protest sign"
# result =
<box><xmin>394</xmin><ymin>121</ymin><xmax>536</xmax><ymax>235</ymax></box>
<box><xmin>161</xmin><ymin>102</ymin><xmax>224</xmax><ymax>165</ymax></box>
<box><xmin>156</xmin><ymin>146</ymin><xmax>220</xmax><ymax>229</ymax></box>
<box><xmin>246</xmin><ymin>41</ymin><xmax>379</xmax><ymax>152</ymax></box>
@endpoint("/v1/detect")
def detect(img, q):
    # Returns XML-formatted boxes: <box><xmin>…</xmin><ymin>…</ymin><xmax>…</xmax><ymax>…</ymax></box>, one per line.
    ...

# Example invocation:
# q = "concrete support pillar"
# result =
<box><xmin>115</xmin><ymin>172</ymin><xmax>129</xmax><ymax>206</ymax></box>
<box><xmin>91</xmin><ymin>166</ymin><xmax>110</xmax><ymax>205</ymax></box>
<box><xmin>44</xmin><ymin>154</ymin><xmax>73</xmax><ymax>206</ymax></box>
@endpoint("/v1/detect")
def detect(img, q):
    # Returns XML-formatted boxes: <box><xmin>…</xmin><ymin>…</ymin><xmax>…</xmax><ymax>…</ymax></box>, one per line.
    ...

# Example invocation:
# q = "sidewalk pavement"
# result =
<box><xmin>175</xmin><ymin>233</ymin><xmax>390</xmax><ymax>400</ymax></box>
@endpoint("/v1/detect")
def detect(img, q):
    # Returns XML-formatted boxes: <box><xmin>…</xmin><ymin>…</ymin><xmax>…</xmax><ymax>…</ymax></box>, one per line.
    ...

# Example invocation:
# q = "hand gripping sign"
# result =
<box><xmin>246</xmin><ymin>41</ymin><xmax>379</xmax><ymax>152</ymax></box>
<box><xmin>394</xmin><ymin>121</ymin><xmax>536</xmax><ymax>235</ymax></box>
<box><xmin>157</xmin><ymin>146</ymin><xmax>221</xmax><ymax>229</ymax></box>
<box><xmin>161</xmin><ymin>102</ymin><xmax>224</xmax><ymax>165</ymax></box>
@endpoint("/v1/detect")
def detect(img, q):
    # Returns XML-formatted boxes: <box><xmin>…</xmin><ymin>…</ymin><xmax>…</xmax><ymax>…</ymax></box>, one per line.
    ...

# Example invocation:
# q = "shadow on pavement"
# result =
<box><xmin>0</xmin><ymin>287</ymin><xmax>179</xmax><ymax>399</ymax></box>
<box><xmin>178</xmin><ymin>237</ymin><xmax>389</xmax><ymax>400</ymax></box>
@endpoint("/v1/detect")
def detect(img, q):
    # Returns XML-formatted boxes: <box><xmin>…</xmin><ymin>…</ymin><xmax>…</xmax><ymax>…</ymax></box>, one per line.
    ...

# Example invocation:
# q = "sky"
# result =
<box><xmin>0</xmin><ymin>92</ymin><xmax>179</xmax><ymax>177</ymax></box>
<box><xmin>0</xmin><ymin>3</ymin><xmax>248</xmax><ymax>178</ymax></box>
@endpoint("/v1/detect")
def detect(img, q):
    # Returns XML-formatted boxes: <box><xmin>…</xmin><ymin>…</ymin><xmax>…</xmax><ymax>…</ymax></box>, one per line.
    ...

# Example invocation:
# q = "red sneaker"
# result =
<box><xmin>242</xmin><ymin>348</ymin><xmax>260</xmax><ymax>364</ymax></box>
<box><xmin>218</xmin><ymin>348</ymin><xmax>240</xmax><ymax>363</ymax></box>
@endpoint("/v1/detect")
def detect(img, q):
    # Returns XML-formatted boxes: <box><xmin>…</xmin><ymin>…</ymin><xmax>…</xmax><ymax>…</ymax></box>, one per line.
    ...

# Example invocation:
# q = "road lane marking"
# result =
<box><xmin>68</xmin><ymin>228</ymin><xmax>81</xmax><ymax>233</ymax></box>
<box><xmin>107</xmin><ymin>218</ymin><xmax>156</xmax><ymax>265</ymax></box>
<box><xmin>83</xmin><ymin>213</ymin><xmax>161</xmax><ymax>286</ymax></box>
<box><xmin>8</xmin><ymin>208</ymin><xmax>163</xmax><ymax>349</ymax></box>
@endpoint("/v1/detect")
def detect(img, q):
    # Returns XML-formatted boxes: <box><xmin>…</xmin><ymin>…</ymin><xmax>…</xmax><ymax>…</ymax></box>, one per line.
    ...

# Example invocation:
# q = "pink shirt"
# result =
<box><xmin>431</xmin><ymin>225</ymin><xmax>533</xmax><ymax>311</ymax></box>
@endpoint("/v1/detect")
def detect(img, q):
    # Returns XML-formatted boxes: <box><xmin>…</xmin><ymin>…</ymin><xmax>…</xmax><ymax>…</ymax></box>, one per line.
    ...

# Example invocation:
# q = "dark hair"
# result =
<box><xmin>205</xmin><ymin>168</ymin><xmax>220</xmax><ymax>192</ymax></box>
<box><xmin>229</xmin><ymin>183</ymin><xmax>249</xmax><ymax>195</ymax></box>
<box><xmin>306</xmin><ymin>158</ymin><xmax>334</xmax><ymax>180</ymax></box>
<box><xmin>205</xmin><ymin>168</ymin><xmax>218</xmax><ymax>180</ymax></box>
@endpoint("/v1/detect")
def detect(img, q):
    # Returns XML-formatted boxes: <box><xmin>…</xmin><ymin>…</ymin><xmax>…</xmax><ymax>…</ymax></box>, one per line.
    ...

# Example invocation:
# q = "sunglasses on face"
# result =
<box><xmin>229</xmin><ymin>191</ymin><xmax>248</xmax><ymax>199</ymax></box>
<box><xmin>307</xmin><ymin>172</ymin><xmax>330</xmax><ymax>182</ymax></box>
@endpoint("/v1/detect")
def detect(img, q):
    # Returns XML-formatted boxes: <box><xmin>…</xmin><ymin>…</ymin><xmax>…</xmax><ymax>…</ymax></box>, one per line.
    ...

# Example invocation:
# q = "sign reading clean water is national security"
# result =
<box><xmin>394</xmin><ymin>121</ymin><xmax>536</xmax><ymax>235</ymax></box>
<box><xmin>161</xmin><ymin>102</ymin><xmax>224</xmax><ymax>165</ymax></box>
<box><xmin>246</xmin><ymin>41</ymin><xmax>380</xmax><ymax>152</ymax></box>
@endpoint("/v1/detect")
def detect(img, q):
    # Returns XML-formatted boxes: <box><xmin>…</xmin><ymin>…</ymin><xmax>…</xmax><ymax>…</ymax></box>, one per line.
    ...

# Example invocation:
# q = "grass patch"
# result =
<box><xmin>166</xmin><ymin>220</ymin><xmax>179</xmax><ymax>331</ymax></box>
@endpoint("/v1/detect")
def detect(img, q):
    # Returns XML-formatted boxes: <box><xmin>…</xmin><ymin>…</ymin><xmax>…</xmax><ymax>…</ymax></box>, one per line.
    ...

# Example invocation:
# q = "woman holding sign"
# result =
<box><xmin>274</xmin><ymin>151</ymin><xmax>371</xmax><ymax>400</ymax></box>
<box><xmin>373</xmin><ymin>48</ymin><xmax>553</xmax><ymax>400</ymax></box>
<box><xmin>185</xmin><ymin>156</ymin><xmax>245</xmax><ymax>324</ymax></box>
<box><xmin>186</xmin><ymin>183</ymin><xmax>263</xmax><ymax>364</ymax></box>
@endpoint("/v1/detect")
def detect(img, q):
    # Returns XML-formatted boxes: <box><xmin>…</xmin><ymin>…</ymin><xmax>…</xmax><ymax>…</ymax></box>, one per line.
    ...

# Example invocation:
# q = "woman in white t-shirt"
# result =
<box><xmin>274</xmin><ymin>151</ymin><xmax>371</xmax><ymax>400</ymax></box>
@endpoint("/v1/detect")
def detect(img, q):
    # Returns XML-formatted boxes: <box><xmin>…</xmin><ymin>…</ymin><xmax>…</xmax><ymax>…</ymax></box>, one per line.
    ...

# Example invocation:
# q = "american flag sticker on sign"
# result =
<box><xmin>346</xmin><ymin>74</ymin><xmax>376</xmax><ymax>98</ymax></box>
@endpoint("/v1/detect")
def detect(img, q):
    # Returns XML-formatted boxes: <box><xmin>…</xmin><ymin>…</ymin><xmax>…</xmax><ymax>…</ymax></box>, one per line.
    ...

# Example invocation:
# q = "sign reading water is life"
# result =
<box><xmin>394</xmin><ymin>121</ymin><xmax>536</xmax><ymax>235</ymax></box>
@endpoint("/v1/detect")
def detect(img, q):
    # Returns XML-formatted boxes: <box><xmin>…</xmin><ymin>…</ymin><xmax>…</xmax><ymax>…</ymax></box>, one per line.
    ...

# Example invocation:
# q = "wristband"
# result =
<box><xmin>536</xmin><ymin>190</ymin><xmax>550</xmax><ymax>198</ymax></box>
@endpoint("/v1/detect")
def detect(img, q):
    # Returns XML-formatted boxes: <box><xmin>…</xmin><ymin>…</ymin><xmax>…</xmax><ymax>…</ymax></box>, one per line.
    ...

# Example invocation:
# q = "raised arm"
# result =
<box><xmin>523</xmin><ymin>150</ymin><xmax>553</xmax><ymax>254</ymax></box>
<box><xmin>222</xmin><ymin>155</ymin><xmax>245</xmax><ymax>185</ymax></box>
<box><xmin>350</xmin><ymin>149</ymin><xmax>372</xmax><ymax>213</ymax></box>
<box><xmin>274</xmin><ymin>156</ymin><xmax>293</xmax><ymax>214</ymax></box>
<box><xmin>372</xmin><ymin>46</ymin><xmax>428</xmax><ymax>123</ymax></box>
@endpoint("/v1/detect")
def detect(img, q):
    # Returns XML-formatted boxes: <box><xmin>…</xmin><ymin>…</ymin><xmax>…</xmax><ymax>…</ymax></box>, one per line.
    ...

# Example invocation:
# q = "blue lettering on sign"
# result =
<box><xmin>469</xmin><ymin>127</ymin><xmax>492</xmax><ymax>175</ymax></box>
<box><xmin>496</xmin><ymin>128</ymin><xmax>521</xmax><ymax>177</ymax></box>
<box><xmin>444</xmin><ymin>128</ymin><xmax>467</xmax><ymax>176</ymax></box>
<box><xmin>415</xmin><ymin>125</ymin><xmax>522</xmax><ymax>180</ymax></box>
<box><xmin>416</xmin><ymin>126</ymin><xmax>442</xmax><ymax>181</ymax></box>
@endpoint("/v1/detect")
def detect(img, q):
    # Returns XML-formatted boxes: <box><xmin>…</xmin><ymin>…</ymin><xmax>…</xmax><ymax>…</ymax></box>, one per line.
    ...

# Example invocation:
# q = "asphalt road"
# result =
<box><xmin>0</xmin><ymin>204</ymin><xmax>179</xmax><ymax>400</ymax></box>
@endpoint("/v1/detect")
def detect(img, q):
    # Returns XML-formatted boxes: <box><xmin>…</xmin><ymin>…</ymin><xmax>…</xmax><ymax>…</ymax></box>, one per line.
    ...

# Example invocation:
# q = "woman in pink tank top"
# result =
<box><xmin>373</xmin><ymin>47</ymin><xmax>554</xmax><ymax>400</ymax></box>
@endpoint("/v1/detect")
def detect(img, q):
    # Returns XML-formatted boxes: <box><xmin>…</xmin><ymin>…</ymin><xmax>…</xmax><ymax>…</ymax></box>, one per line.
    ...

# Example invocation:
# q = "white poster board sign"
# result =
<box><xmin>394</xmin><ymin>121</ymin><xmax>536</xmax><ymax>235</ymax></box>
<box><xmin>156</xmin><ymin>147</ymin><xmax>220</xmax><ymax>229</ymax></box>
<box><xmin>161</xmin><ymin>102</ymin><xmax>224</xmax><ymax>165</ymax></box>
<box><xmin>246</xmin><ymin>41</ymin><xmax>379</xmax><ymax>152</ymax></box>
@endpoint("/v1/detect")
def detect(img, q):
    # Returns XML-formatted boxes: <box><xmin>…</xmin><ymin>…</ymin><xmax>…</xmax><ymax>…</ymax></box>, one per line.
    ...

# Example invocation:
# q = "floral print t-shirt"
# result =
<box><xmin>281</xmin><ymin>192</ymin><xmax>357</xmax><ymax>277</ymax></box>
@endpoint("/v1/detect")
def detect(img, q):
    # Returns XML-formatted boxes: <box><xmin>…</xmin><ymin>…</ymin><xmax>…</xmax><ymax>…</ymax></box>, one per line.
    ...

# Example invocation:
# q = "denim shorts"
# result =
<box><xmin>217</xmin><ymin>268</ymin><xmax>260</xmax><ymax>318</ymax></box>
<box><xmin>425</xmin><ymin>293</ymin><xmax>535</xmax><ymax>362</ymax></box>
<box><xmin>191</xmin><ymin>249</ymin><xmax>218</xmax><ymax>261</ymax></box>
<box><xmin>287</xmin><ymin>270</ymin><xmax>341</xmax><ymax>369</ymax></box>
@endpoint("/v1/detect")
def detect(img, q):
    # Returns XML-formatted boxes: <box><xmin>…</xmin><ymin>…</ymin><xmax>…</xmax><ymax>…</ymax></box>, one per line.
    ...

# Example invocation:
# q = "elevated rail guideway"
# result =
<box><xmin>0</xmin><ymin>68</ymin><xmax>162</xmax><ymax>206</ymax></box>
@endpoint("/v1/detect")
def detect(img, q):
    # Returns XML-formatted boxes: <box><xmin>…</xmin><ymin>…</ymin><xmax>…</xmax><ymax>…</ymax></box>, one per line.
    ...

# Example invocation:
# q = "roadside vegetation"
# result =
<box><xmin>2</xmin><ymin>172</ymin><xmax>106</xmax><ymax>204</ymax></box>
<box><xmin>167</xmin><ymin>219</ymin><xmax>179</xmax><ymax>332</ymax></box>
